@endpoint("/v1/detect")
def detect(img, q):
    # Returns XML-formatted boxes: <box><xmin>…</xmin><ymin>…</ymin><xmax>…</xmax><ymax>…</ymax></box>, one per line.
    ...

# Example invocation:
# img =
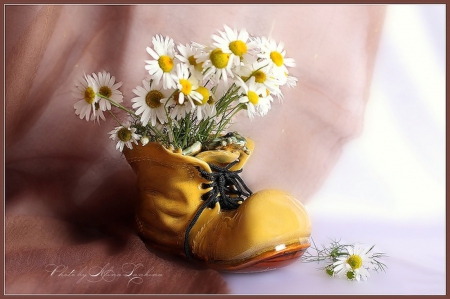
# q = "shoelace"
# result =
<box><xmin>183</xmin><ymin>159</ymin><xmax>253</xmax><ymax>260</ymax></box>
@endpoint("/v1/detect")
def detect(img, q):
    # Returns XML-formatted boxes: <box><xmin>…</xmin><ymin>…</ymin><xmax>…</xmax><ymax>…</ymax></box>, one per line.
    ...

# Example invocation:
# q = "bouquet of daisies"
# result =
<box><xmin>72</xmin><ymin>25</ymin><xmax>297</xmax><ymax>153</ymax></box>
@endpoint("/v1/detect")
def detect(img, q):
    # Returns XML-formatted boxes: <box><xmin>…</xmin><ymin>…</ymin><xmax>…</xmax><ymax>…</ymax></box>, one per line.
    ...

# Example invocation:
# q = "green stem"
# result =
<box><xmin>97</xmin><ymin>93</ymin><xmax>138</xmax><ymax>117</ymax></box>
<box><xmin>108</xmin><ymin>110</ymin><xmax>123</xmax><ymax>126</ymax></box>
<box><xmin>213</xmin><ymin>104</ymin><xmax>244</xmax><ymax>140</ymax></box>
<box><xmin>162</xmin><ymin>93</ymin><xmax>177</xmax><ymax>148</ymax></box>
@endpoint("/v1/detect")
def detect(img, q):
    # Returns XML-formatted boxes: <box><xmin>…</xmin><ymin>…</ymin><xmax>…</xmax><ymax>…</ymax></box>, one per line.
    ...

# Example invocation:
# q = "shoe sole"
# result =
<box><xmin>139</xmin><ymin>229</ymin><xmax>310</xmax><ymax>273</ymax></box>
<box><xmin>205</xmin><ymin>241</ymin><xmax>310</xmax><ymax>273</ymax></box>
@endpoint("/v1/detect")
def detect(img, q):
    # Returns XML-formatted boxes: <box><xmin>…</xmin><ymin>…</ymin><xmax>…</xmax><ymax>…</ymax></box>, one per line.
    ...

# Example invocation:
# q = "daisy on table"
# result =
<box><xmin>332</xmin><ymin>244</ymin><xmax>374</xmax><ymax>281</ymax></box>
<box><xmin>302</xmin><ymin>239</ymin><xmax>388</xmax><ymax>282</ymax></box>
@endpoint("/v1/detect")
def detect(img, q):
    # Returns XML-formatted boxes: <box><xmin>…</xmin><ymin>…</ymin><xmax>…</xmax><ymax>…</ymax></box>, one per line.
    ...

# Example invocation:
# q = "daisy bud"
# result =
<box><xmin>141</xmin><ymin>136</ymin><xmax>150</xmax><ymax>146</ymax></box>
<box><xmin>346</xmin><ymin>271</ymin><xmax>356</xmax><ymax>281</ymax></box>
<box><xmin>325</xmin><ymin>265</ymin><xmax>335</xmax><ymax>277</ymax></box>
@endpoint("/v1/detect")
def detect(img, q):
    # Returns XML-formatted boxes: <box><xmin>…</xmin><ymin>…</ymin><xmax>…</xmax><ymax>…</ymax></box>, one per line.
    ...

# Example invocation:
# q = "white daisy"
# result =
<box><xmin>256</xmin><ymin>36</ymin><xmax>296</xmax><ymax>77</ymax></box>
<box><xmin>145</xmin><ymin>35</ymin><xmax>178</xmax><ymax>89</ymax></box>
<box><xmin>90</xmin><ymin>104</ymin><xmax>106</xmax><ymax>124</ymax></box>
<box><xmin>73</xmin><ymin>73</ymin><xmax>98</xmax><ymax>121</ymax></box>
<box><xmin>91</xmin><ymin>70</ymin><xmax>124</xmax><ymax>113</ymax></box>
<box><xmin>162</xmin><ymin>91</ymin><xmax>193</xmax><ymax>120</ymax></box>
<box><xmin>176</xmin><ymin>43</ymin><xmax>205</xmax><ymax>79</ymax></box>
<box><xmin>333</xmin><ymin>244</ymin><xmax>373</xmax><ymax>281</ymax></box>
<box><xmin>131</xmin><ymin>79</ymin><xmax>171</xmax><ymax>126</ymax></box>
<box><xmin>212</xmin><ymin>25</ymin><xmax>258</xmax><ymax>69</ymax></box>
<box><xmin>237</xmin><ymin>60</ymin><xmax>283</xmax><ymax>99</ymax></box>
<box><xmin>109</xmin><ymin>125</ymin><xmax>141</xmax><ymax>152</ymax></box>
<box><xmin>285</xmin><ymin>75</ymin><xmax>298</xmax><ymax>88</ymax></box>
<box><xmin>195</xmin><ymin>45</ymin><xmax>234</xmax><ymax>87</ymax></box>
<box><xmin>236</xmin><ymin>76</ymin><xmax>269</xmax><ymax>118</ymax></box>
<box><xmin>172</xmin><ymin>63</ymin><xmax>202</xmax><ymax>107</ymax></box>
<box><xmin>256</xmin><ymin>96</ymin><xmax>272</xmax><ymax>117</ymax></box>
<box><xmin>191</xmin><ymin>86</ymin><xmax>216</xmax><ymax>120</ymax></box>
<box><xmin>270</xmin><ymin>74</ymin><xmax>298</xmax><ymax>103</ymax></box>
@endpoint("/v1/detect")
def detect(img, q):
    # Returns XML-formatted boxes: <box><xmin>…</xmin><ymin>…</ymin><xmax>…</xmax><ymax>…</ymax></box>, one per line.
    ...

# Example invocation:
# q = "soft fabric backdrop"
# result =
<box><xmin>5</xmin><ymin>5</ymin><xmax>386</xmax><ymax>294</ymax></box>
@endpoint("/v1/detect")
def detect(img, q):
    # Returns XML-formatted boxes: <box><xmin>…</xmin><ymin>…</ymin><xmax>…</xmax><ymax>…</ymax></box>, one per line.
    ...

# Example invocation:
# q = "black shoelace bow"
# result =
<box><xmin>183</xmin><ymin>159</ymin><xmax>253</xmax><ymax>260</ymax></box>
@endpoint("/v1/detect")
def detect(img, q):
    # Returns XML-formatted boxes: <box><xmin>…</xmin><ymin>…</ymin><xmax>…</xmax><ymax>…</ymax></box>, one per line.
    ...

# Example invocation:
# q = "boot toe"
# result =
<box><xmin>208</xmin><ymin>189</ymin><xmax>311</xmax><ymax>271</ymax></box>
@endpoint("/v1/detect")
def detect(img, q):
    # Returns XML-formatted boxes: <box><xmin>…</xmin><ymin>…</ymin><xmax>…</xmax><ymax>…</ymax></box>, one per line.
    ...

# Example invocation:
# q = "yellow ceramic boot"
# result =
<box><xmin>123</xmin><ymin>137</ymin><xmax>311</xmax><ymax>272</ymax></box>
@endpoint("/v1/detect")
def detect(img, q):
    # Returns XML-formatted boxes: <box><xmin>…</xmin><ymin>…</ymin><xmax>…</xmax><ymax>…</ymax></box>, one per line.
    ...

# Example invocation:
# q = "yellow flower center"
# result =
<box><xmin>252</xmin><ymin>70</ymin><xmax>267</xmax><ymax>83</ymax></box>
<box><xmin>117</xmin><ymin>128</ymin><xmax>132</xmax><ymax>142</ymax></box>
<box><xmin>347</xmin><ymin>255</ymin><xmax>363</xmax><ymax>270</ymax></box>
<box><xmin>229</xmin><ymin>40</ymin><xmax>247</xmax><ymax>57</ymax></box>
<box><xmin>188</xmin><ymin>55</ymin><xmax>196</xmax><ymax>66</ymax></box>
<box><xmin>210</xmin><ymin>48</ymin><xmax>230</xmax><ymax>69</ymax></box>
<box><xmin>247</xmin><ymin>91</ymin><xmax>259</xmax><ymax>105</ymax></box>
<box><xmin>158</xmin><ymin>55</ymin><xmax>174</xmax><ymax>73</ymax></box>
<box><xmin>270</xmin><ymin>51</ymin><xmax>284</xmax><ymax>67</ymax></box>
<box><xmin>194</xmin><ymin>86</ymin><xmax>210</xmax><ymax>105</ymax></box>
<box><xmin>179</xmin><ymin>79</ymin><xmax>192</xmax><ymax>95</ymax></box>
<box><xmin>188</xmin><ymin>55</ymin><xmax>203</xmax><ymax>72</ymax></box>
<box><xmin>84</xmin><ymin>87</ymin><xmax>96</xmax><ymax>104</ymax></box>
<box><xmin>145</xmin><ymin>90</ymin><xmax>164</xmax><ymax>108</ymax></box>
<box><xmin>99</xmin><ymin>86</ymin><xmax>112</xmax><ymax>98</ymax></box>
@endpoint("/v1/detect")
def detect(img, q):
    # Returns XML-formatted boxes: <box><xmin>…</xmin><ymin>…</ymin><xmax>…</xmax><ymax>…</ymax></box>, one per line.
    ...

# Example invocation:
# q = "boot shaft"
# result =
<box><xmin>124</xmin><ymin>143</ymin><xmax>211</xmax><ymax>252</ymax></box>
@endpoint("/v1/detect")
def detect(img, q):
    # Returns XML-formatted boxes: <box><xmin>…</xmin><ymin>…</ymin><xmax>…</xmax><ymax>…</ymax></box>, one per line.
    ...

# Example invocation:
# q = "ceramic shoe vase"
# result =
<box><xmin>123</xmin><ymin>138</ymin><xmax>311</xmax><ymax>272</ymax></box>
